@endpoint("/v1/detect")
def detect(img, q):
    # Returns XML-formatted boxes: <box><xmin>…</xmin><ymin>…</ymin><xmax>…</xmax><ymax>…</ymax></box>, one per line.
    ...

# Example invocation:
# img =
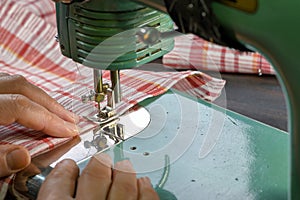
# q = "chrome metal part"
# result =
<box><xmin>81</xmin><ymin>69</ymin><xmax>122</xmax><ymax>123</ymax></box>
<box><xmin>57</xmin><ymin>106</ymin><xmax>151</xmax><ymax>164</ymax></box>
<box><xmin>106</xmin><ymin>88</ymin><xmax>115</xmax><ymax>109</ymax></box>
<box><xmin>137</xmin><ymin>27</ymin><xmax>181</xmax><ymax>46</ymax></box>
<box><xmin>110</xmin><ymin>70</ymin><xmax>122</xmax><ymax>104</ymax></box>
<box><xmin>93</xmin><ymin>69</ymin><xmax>102</xmax><ymax>93</ymax></box>
<box><xmin>81</xmin><ymin>90</ymin><xmax>96</xmax><ymax>103</ymax></box>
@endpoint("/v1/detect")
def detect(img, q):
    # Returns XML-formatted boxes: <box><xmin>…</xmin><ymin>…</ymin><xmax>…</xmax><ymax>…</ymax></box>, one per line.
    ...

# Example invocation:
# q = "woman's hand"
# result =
<box><xmin>0</xmin><ymin>73</ymin><xmax>78</xmax><ymax>177</ymax></box>
<box><xmin>37</xmin><ymin>154</ymin><xmax>160</xmax><ymax>200</ymax></box>
<box><xmin>0</xmin><ymin>73</ymin><xmax>78</xmax><ymax>137</ymax></box>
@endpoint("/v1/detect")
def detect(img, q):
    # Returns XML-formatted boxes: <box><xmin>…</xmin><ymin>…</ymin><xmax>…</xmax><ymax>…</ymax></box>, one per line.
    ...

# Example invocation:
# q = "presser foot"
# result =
<box><xmin>82</xmin><ymin>105</ymin><xmax>151</xmax><ymax>152</ymax></box>
<box><xmin>84</xmin><ymin>108</ymin><xmax>118</xmax><ymax>125</ymax></box>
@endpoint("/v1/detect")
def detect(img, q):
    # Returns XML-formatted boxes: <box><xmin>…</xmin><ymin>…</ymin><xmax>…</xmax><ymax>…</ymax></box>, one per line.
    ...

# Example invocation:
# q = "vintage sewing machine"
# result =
<box><xmin>15</xmin><ymin>0</ymin><xmax>300</xmax><ymax>199</ymax></box>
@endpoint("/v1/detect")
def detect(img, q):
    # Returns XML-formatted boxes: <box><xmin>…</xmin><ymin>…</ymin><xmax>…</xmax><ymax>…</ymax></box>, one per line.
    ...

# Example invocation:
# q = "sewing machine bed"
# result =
<box><xmin>77</xmin><ymin>89</ymin><xmax>289</xmax><ymax>200</ymax></box>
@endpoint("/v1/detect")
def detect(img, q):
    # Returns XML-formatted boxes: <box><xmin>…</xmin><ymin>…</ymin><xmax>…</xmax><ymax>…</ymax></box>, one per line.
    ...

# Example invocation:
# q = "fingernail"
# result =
<box><xmin>64</xmin><ymin>110</ymin><xmax>80</xmax><ymax>124</ymax></box>
<box><xmin>53</xmin><ymin>121</ymin><xmax>79</xmax><ymax>138</ymax></box>
<box><xmin>65</xmin><ymin>120</ymin><xmax>80</xmax><ymax>134</ymax></box>
<box><xmin>143</xmin><ymin>177</ymin><xmax>151</xmax><ymax>185</ymax></box>
<box><xmin>55</xmin><ymin>103</ymin><xmax>80</xmax><ymax>124</ymax></box>
<box><xmin>70</xmin><ymin>113</ymin><xmax>80</xmax><ymax>123</ymax></box>
<box><xmin>120</xmin><ymin>157</ymin><xmax>130</xmax><ymax>161</ymax></box>
<box><xmin>115</xmin><ymin>159</ymin><xmax>132</xmax><ymax>167</ymax></box>
<box><xmin>67</xmin><ymin>124</ymin><xmax>79</xmax><ymax>136</ymax></box>
<box><xmin>93</xmin><ymin>153</ymin><xmax>112</xmax><ymax>167</ymax></box>
<box><xmin>114</xmin><ymin>160</ymin><xmax>135</xmax><ymax>173</ymax></box>
<box><xmin>6</xmin><ymin>148</ymin><xmax>30</xmax><ymax>171</ymax></box>
<box><xmin>138</xmin><ymin>177</ymin><xmax>152</xmax><ymax>187</ymax></box>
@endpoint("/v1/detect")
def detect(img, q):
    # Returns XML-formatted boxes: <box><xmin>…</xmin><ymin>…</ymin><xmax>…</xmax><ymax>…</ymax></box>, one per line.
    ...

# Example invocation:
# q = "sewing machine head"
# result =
<box><xmin>54</xmin><ymin>0</ymin><xmax>261</xmax><ymax>126</ymax></box>
<box><xmin>55</xmin><ymin>0</ymin><xmax>174</xmax><ymax>126</ymax></box>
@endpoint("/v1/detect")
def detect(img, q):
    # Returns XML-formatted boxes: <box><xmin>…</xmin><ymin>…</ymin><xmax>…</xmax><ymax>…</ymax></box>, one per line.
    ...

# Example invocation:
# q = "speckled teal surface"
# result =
<box><xmin>78</xmin><ymin>91</ymin><xmax>288</xmax><ymax>199</ymax></box>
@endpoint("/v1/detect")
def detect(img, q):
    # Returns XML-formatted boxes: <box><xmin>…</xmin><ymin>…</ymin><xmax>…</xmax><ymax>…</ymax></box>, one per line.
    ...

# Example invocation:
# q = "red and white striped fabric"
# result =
<box><xmin>163</xmin><ymin>34</ymin><xmax>275</xmax><ymax>75</ymax></box>
<box><xmin>0</xmin><ymin>0</ymin><xmax>225</xmax><ymax>197</ymax></box>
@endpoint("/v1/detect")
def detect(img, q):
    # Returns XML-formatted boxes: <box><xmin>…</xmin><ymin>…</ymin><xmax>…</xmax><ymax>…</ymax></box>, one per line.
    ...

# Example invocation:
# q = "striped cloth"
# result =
<box><xmin>0</xmin><ymin>0</ymin><xmax>225</xmax><ymax>198</ymax></box>
<box><xmin>163</xmin><ymin>34</ymin><xmax>275</xmax><ymax>75</ymax></box>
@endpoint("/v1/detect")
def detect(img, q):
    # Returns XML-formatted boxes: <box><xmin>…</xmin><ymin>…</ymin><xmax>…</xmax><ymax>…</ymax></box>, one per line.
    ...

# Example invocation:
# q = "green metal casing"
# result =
<box><xmin>211</xmin><ymin>1</ymin><xmax>300</xmax><ymax>198</ymax></box>
<box><xmin>55</xmin><ymin>0</ymin><xmax>174</xmax><ymax>70</ymax></box>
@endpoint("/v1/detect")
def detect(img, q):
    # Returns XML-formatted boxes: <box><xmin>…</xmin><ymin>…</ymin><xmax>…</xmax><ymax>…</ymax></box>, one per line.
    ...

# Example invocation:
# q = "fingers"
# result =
<box><xmin>107</xmin><ymin>160</ymin><xmax>138</xmax><ymax>200</ymax></box>
<box><xmin>0</xmin><ymin>94</ymin><xmax>78</xmax><ymax>137</ymax></box>
<box><xmin>77</xmin><ymin>154</ymin><xmax>158</xmax><ymax>200</ymax></box>
<box><xmin>138</xmin><ymin>177</ymin><xmax>160</xmax><ymax>200</ymax></box>
<box><xmin>0</xmin><ymin>145</ymin><xmax>30</xmax><ymax>177</ymax></box>
<box><xmin>37</xmin><ymin>159</ymin><xmax>79</xmax><ymax>200</ymax></box>
<box><xmin>76</xmin><ymin>154</ymin><xmax>113</xmax><ymax>200</ymax></box>
<box><xmin>37</xmin><ymin>154</ymin><xmax>159</xmax><ymax>200</ymax></box>
<box><xmin>0</xmin><ymin>74</ymin><xmax>78</xmax><ymax>124</ymax></box>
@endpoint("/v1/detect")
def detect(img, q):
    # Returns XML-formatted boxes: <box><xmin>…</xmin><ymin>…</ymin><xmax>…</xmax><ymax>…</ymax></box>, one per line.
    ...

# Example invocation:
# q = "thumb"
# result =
<box><xmin>0</xmin><ymin>145</ymin><xmax>31</xmax><ymax>177</ymax></box>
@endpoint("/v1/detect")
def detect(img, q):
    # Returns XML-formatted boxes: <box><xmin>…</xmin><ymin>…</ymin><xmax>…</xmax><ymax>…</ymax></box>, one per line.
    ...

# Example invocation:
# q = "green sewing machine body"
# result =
<box><xmin>55</xmin><ymin>0</ymin><xmax>300</xmax><ymax>199</ymax></box>
<box><xmin>211</xmin><ymin>1</ymin><xmax>300</xmax><ymax>198</ymax></box>
<box><xmin>55</xmin><ymin>0</ymin><xmax>174</xmax><ymax>70</ymax></box>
